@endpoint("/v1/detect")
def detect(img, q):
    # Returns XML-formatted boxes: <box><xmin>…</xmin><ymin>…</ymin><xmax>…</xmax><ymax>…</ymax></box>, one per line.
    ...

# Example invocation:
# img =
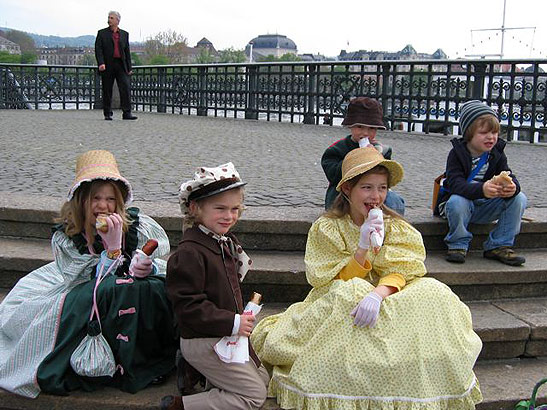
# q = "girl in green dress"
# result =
<box><xmin>0</xmin><ymin>150</ymin><xmax>176</xmax><ymax>397</ymax></box>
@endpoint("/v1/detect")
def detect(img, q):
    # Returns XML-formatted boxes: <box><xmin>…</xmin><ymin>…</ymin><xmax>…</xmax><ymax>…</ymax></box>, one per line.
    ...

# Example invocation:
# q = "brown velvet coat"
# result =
<box><xmin>166</xmin><ymin>226</ymin><xmax>259</xmax><ymax>365</ymax></box>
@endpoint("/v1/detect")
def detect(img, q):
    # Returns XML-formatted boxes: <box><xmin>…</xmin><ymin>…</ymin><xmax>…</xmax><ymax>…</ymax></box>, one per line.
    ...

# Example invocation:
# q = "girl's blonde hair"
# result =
<box><xmin>57</xmin><ymin>180</ymin><xmax>131</xmax><ymax>246</ymax></box>
<box><xmin>325</xmin><ymin>165</ymin><xmax>403</xmax><ymax>221</ymax></box>
<box><xmin>182</xmin><ymin>187</ymin><xmax>245</xmax><ymax>231</ymax></box>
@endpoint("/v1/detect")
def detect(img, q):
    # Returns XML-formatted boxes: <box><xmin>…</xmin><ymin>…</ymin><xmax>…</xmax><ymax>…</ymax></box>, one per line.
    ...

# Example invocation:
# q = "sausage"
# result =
<box><xmin>141</xmin><ymin>239</ymin><xmax>159</xmax><ymax>256</ymax></box>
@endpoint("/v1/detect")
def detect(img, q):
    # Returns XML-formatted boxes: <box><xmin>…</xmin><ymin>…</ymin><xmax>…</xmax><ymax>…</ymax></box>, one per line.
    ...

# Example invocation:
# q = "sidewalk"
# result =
<box><xmin>0</xmin><ymin>110</ymin><xmax>545</xmax><ymax>210</ymax></box>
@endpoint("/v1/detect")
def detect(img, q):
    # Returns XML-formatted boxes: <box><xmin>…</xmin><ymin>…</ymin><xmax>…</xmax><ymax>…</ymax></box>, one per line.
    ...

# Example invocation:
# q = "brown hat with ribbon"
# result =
<box><xmin>336</xmin><ymin>147</ymin><xmax>403</xmax><ymax>191</ymax></box>
<box><xmin>68</xmin><ymin>150</ymin><xmax>133</xmax><ymax>204</ymax></box>
<box><xmin>341</xmin><ymin>97</ymin><xmax>386</xmax><ymax>129</ymax></box>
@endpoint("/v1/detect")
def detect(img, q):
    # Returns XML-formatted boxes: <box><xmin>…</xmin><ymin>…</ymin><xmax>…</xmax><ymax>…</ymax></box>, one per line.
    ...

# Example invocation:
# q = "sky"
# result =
<box><xmin>1</xmin><ymin>0</ymin><xmax>546</xmax><ymax>59</ymax></box>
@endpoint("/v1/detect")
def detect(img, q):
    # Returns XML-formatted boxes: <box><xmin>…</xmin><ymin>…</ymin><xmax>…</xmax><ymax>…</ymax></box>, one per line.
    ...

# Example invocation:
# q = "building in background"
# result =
<box><xmin>0</xmin><ymin>36</ymin><xmax>21</xmax><ymax>54</ymax></box>
<box><xmin>38</xmin><ymin>47</ymin><xmax>94</xmax><ymax>65</ymax></box>
<box><xmin>245</xmin><ymin>34</ymin><xmax>297</xmax><ymax>61</ymax></box>
<box><xmin>338</xmin><ymin>44</ymin><xmax>447</xmax><ymax>62</ymax></box>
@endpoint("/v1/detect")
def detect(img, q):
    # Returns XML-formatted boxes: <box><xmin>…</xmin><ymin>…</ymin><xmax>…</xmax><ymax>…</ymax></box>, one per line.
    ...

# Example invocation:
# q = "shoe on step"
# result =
<box><xmin>445</xmin><ymin>249</ymin><xmax>466</xmax><ymax>263</ymax></box>
<box><xmin>160</xmin><ymin>395</ymin><xmax>184</xmax><ymax>410</ymax></box>
<box><xmin>484</xmin><ymin>247</ymin><xmax>525</xmax><ymax>266</ymax></box>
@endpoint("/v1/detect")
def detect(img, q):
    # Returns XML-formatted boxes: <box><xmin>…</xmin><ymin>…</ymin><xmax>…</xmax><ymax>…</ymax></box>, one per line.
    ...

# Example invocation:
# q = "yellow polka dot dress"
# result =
<box><xmin>252</xmin><ymin>214</ymin><xmax>483</xmax><ymax>410</ymax></box>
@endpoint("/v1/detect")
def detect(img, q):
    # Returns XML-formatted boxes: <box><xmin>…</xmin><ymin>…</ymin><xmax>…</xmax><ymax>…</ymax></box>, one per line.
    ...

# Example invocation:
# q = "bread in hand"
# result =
<box><xmin>490</xmin><ymin>171</ymin><xmax>512</xmax><ymax>186</ymax></box>
<box><xmin>95</xmin><ymin>214</ymin><xmax>110</xmax><ymax>232</ymax></box>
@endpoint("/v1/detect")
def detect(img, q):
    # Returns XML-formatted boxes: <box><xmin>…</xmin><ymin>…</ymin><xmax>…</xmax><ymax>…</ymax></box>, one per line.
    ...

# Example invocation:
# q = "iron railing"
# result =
<box><xmin>1</xmin><ymin>60</ymin><xmax>546</xmax><ymax>142</ymax></box>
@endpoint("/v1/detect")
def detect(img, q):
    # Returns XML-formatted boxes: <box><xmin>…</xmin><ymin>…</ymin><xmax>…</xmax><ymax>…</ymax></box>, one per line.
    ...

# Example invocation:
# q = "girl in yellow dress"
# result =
<box><xmin>251</xmin><ymin>147</ymin><xmax>483</xmax><ymax>410</ymax></box>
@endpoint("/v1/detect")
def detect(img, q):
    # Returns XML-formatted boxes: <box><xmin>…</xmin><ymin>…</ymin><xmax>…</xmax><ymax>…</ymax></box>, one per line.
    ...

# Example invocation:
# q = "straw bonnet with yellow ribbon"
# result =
<box><xmin>336</xmin><ymin>147</ymin><xmax>404</xmax><ymax>191</ymax></box>
<box><xmin>68</xmin><ymin>150</ymin><xmax>133</xmax><ymax>204</ymax></box>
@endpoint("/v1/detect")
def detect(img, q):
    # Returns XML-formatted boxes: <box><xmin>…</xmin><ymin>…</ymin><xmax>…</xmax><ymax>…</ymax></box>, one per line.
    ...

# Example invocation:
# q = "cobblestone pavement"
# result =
<box><xmin>0</xmin><ymin>110</ymin><xmax>545</xmax><ymax>209</ymax></box>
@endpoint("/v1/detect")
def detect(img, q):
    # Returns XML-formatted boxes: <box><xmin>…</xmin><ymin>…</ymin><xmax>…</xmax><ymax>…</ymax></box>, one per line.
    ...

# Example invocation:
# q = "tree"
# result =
<box><xmin>148</xmin><ymin>55</ymin><xmax>170</xmax><ymax>65</ymax></box>
<box><xmin>279</xmin><ymin>53</ymin><xmax>301</xmax><ymax>62</ymax></box>
<box><xmin>81</xmin><ymin>53</ymin><xmax>96</xmax><ymax>66</ymax></box>
<box><xmin>218</xmin><ymin>48</ymin><xmax>246</xmax><ymax>63</ymax></box>
<box><xmin>144</xmin><ymin>30</ymin><xmax>190</xmax><ymax>64</ymax></box>
<box><xmin>3</xmin><ymin>29</ymin><xmax>35</xmax><ymax>53</ymax></box>
<box><xmin>257</xmin><ymin>54</ymin><xmax>277</xmax><ymax>62</ymax></box>
<box><xmin>131</xmin><ymin>52</ymin><xmax>143</xmax><ymax>66</ymax></box>
<box><xmin>20</xmin><ymin>51</ymin><xmax>36</xmax><ymax>64</ymax></box>
<box><xmin>0</xmin><ymin>51</ymin><xmax>20</xmax><ymax>63</ymax></box>
<box><xmin>195</xmin><ymin>48</ymin><xmax>216</xmax><ymax>64</ymax></box>
<box><xmin>256</xmin><ymin>53</ymin><xmax>301</xmax><ymax>62</ymax></box>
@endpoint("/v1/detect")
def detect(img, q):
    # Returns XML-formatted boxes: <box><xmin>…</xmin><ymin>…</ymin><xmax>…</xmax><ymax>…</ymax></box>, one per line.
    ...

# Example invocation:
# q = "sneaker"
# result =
<box><xmin>484</xmin><ymin>247</ymin><xmax>525</xmax><ymax>266</ymax></box>
<box><xmin>445</xmin><ymin>249</ymin><xmax>466</xmax><ymax>263</ymax></box>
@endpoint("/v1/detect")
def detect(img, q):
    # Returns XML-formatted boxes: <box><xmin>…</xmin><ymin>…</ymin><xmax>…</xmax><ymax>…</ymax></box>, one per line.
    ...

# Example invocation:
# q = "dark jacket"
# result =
<box><xmin>166</xmin><ymin>226</ymin><xmax>260</xmax><ymax>366</ymax></box>
<box><xmin>321</xmin><ymin>135</ymin><xmax>392</xmax><ymax>209</ymax></box>
<box><xmin>166</xmin><ymin>226</ymin><xmax>244</xmax><ymax>338</ymax></box>
<box><xmin>433</xmin><ymin>137</ymin><xmax>521</xmax><ymax>215</ymax></box>
<box><xmin>95</xmin><ymin>27</ymin><xmax>132</xmax><ymax>73</ymax></box>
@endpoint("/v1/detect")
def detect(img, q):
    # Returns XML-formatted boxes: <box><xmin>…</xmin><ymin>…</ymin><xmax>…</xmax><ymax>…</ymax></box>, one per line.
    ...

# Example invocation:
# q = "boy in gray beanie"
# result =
<box><xmin>434</xmin><ymin>100</ymin><xmax>527</xmax><ymax>265</ymax></box>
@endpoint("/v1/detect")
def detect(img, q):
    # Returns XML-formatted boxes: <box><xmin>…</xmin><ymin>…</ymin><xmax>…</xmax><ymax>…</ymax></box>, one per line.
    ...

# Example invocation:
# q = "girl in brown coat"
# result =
<box><xmin>161</xmin><ymin>162</ymin><xmax>269</xmax><ymax>410</ymax></box>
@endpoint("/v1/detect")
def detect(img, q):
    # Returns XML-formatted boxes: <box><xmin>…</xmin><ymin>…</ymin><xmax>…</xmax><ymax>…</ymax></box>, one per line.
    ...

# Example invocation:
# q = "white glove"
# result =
<box><xmin>129</xmin><ymin>251</ymin><xmax>153</xmax><ymax>278</ymax></box>
<box><xmin>358</xmin><ymin>209</ymin><xmax>384</xmax><ymax>250</ymax></box>
<box><xmin>351</xmin><ymin>292</ymin><xmax>382</xmax><ymax>327</ymax></box>
<box><xmin>359</xmin><ymin>137</ymin><xmax>371</xmax><ymax>148</ymax></box>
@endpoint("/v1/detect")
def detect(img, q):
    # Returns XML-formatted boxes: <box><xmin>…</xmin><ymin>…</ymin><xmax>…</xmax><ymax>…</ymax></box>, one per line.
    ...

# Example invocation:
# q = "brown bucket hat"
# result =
<box><xmin>336</xmin><ymin>147</ymin><xmax>404</xmax><ymax>191</ymax></box>
<box><xmin>341</xmin><ymin>97</ymin><xmax>386</xmax><ymax>129</ymax></box>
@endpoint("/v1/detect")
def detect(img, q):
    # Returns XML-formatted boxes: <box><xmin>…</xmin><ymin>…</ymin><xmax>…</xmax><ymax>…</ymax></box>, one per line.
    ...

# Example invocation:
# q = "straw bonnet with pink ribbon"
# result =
<box><xmin>179</xmin><ymin>162</ymin><xmax>246</xmax><ymax>215</ymax></box>
<box><xmin>68</xmin><ymin>150</ymin><xmax>133</xmax><ymax>204</ymax></box>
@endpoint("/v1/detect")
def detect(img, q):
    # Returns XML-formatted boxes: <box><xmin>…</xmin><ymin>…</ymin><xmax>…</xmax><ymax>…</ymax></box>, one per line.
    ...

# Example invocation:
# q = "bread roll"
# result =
<box><xmin>95</xmin><ymin>214</ymin><xmax>110</xmax><ymax>232</ymax></box>
<box><xmin>490</xmin><ymin>171</ymin><xmax>512</xmax><ymax>186</ymax></box>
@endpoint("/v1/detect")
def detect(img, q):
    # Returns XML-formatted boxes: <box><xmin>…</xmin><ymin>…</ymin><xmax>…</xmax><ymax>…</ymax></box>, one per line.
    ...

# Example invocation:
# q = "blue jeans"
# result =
<box><xmin>384</xmin><ymin>190</ymin><xmax>405</xmax><ymax>216</ymax></box>
<box><xmin>444</xmin><ymin>193</ymin><xmax>527</xmax><ymax>251</ymax></box>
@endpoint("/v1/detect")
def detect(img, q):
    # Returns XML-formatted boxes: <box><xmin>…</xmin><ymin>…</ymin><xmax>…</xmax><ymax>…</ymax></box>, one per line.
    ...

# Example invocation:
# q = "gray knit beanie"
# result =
<box><xmin>459</xmin><ymin>100</ymin><xmax>497</xmax><ymax>136</ymax></box>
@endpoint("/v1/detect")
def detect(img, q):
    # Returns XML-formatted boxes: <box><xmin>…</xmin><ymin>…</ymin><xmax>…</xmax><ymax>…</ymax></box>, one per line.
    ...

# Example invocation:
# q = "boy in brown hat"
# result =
<box><xmin>321</xmin><ymin>97</ymin><xmax>405</xmax><ymax>214</ymax></box>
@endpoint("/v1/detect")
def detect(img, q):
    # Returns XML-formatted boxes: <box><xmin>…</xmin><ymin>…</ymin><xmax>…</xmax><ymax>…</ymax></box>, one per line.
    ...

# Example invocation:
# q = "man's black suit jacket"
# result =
<box><xmin>95</xmin><ymin>27</ymin><xmax>132</xmax><ymax>74</ymax></box>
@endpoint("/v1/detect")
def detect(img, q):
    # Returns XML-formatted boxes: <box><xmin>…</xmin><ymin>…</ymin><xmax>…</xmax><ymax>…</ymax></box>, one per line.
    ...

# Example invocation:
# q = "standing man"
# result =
<box><xmin>95</xmin><ymin>11</ymin><xmax>137</xmax><ymax>120</ymax></box>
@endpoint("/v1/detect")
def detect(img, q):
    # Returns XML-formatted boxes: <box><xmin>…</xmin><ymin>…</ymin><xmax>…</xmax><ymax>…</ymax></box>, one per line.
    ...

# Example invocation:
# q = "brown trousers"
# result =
<box><xmin>181</xmin><ymin>338</ymin><xmax>270</xmax><ymax>410</ymax></box>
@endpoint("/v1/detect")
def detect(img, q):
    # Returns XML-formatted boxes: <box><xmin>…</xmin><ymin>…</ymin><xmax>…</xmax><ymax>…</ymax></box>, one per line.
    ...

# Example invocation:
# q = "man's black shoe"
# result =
<box><xmin>104</xmin><ymin>116</ymin><xmax>112</xmax><ymax>121</ymax></box>
<box><xmin>122</xmin><ymin>114</ymin><xmax>138</xmax><ymax>120</ymax></box>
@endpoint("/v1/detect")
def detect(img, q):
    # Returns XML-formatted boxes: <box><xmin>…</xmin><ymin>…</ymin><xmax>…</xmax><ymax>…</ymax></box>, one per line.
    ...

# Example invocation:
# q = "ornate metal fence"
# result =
<box><xmin>1</xmin><ymin>60</ymin><xmax>546</xmax><ymax>142</ymax></box>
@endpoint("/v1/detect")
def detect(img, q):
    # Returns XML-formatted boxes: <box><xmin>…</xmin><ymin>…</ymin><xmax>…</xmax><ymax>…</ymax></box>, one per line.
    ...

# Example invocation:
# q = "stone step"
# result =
<box><xmin>2</xmin><ymin>237</ymin><xmax>546</xmax><ymax>303</ymax></box>
<box><xmin>0</xmin><ymin>288</ymin><xmax>8</xmax><ymax>303</ymax></box>
<box><xmin>1</xmin><ymin>236</ymin><xmax>546</xmax><ymax>361</ymax></box>
<box><xmin>1</xmin><ymin>193</ymin><xmax>547</xmax><ymax>252</ymax></box>
<box><xmin>0</xmin><ymin>357</ymin><xmax>545</xmax><ymax>410</ymax></box>
<box><xmin>243</xmin><ymin>248</ymin><xmax>547</xmax><ymax>302</ymax></box>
